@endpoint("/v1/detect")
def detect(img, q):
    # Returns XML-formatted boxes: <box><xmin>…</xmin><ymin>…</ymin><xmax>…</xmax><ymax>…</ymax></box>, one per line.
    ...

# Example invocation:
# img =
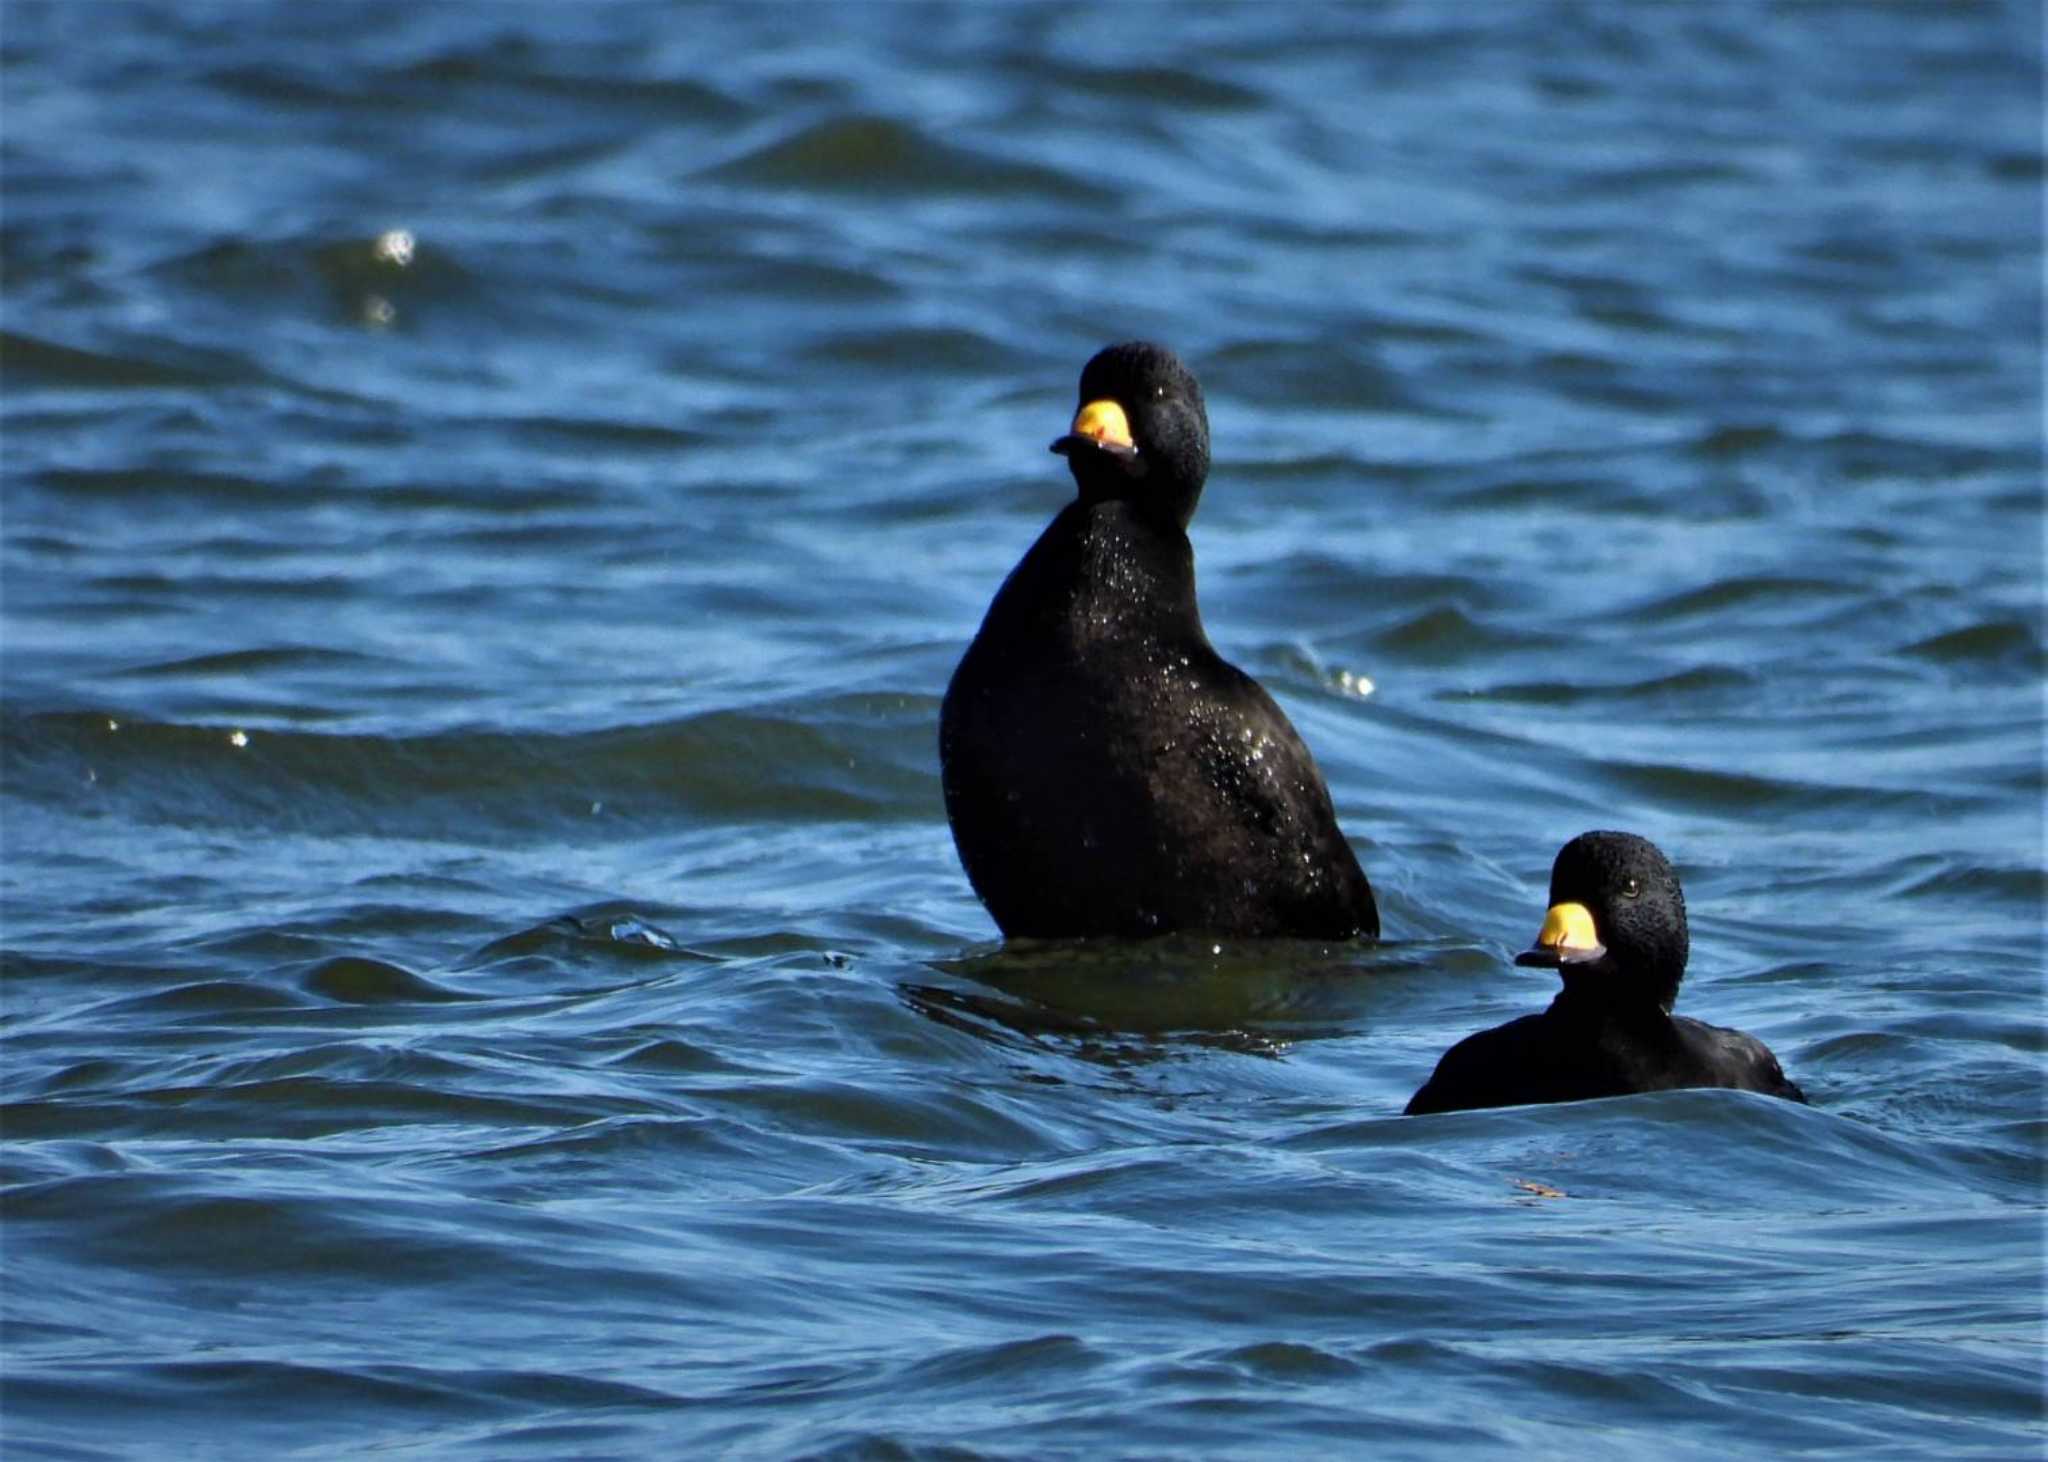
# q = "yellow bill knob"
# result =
<box><xmin>1069</xmin><ymin>398</ymin><xmax>1134</xmax><ymax>450</ymax></box>
<box><xmin>1534</xmin><ymin>901</ymin><xmax>1601</xmax><ymax>953</ymax></box>
<box><xmin>1515</xmin><ymin>899</ymin><xmax>1605</xmax><ymax>968</ymax></box>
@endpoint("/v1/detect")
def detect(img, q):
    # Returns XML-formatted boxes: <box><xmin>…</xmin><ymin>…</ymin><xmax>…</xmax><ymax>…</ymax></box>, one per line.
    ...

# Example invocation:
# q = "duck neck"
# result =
<box><xmin>1550</xmin><ymin>983</ymin><xmax>1675</xmax><ymax>1041</ymax></box>
<box><xmin>999</xmin><ymin>498</ymin><xmax>1204</xmax><ymax>652</ymax></box>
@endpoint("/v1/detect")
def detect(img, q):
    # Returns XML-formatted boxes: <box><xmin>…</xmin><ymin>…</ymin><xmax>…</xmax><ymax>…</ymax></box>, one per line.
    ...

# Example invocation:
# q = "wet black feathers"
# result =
<box><xmin>939</xmin><ymin>342</ymin><xmax>1378</xmax><ymax>941</ymax></box>
<box><xmin>1405</xmin><ymin>832</ymin><xmax>1805</xmax><ymax>1114</ymax></box>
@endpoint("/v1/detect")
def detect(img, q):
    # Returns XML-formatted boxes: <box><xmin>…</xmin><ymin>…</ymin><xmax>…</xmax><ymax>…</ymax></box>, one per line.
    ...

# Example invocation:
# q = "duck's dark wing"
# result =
<box><xmin>1673</xmin><ymin>1015</ymin><xmax>1808</xmax><ymax>1103</ymax></box>
<box><xmin>1166</xmin><ymin>653</ymin><xmax>1378</xmax><ymax>936</ymax></box>
<box><xmin>1403</xmin><ymin>1013</ymin><xmax>1603</xmax><ymax>1115</ymax></box>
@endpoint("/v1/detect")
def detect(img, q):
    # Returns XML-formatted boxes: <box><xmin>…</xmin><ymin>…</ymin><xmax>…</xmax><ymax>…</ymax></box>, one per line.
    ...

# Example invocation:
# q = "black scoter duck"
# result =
<box><xmin>939</xmin><ymin>341</ymin><xmax>1378</xmax><ymax>941</ymax></box>
<box><xmin>1406</xmin><ymin>831</ymin><xmax>1805</xmax><ymax>1114</ymax></box>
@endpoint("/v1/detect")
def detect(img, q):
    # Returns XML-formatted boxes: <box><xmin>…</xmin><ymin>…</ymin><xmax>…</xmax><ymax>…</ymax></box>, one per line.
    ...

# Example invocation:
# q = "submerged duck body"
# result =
<box><xmin>939</xmin><ymin>342</ymin><xmax>1377</xmax><ymax>941</ymax></box>
<box><xmin>1406</xmin><ymin>831</ymin><xmax>1805</xmax><ymax>1115</ymax></box>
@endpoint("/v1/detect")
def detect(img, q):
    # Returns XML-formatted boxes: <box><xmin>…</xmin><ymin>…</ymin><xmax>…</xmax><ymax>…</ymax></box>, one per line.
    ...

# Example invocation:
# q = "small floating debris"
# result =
<box><xmin>1336</xmin><ymin>670</ymin><xmax>1375</xmax><ymax>698</ymax></box>
<box><xmin>605</xmin><ymin>917</ymin><xmax>677</xmax><ymax>950</ymax></box>
<box><xmin>1513</xmin><ymin>1179</ymin><xmax>1567</xmax><ymax>1199</ymax></box>
<box><xmin>373</xmin><ymin>228</ymin><xmax>416</xmax><ymax>267</ymax></box>
<box><xmin>228</xmin><ymin>729</ymin><xmax>249</xmax><ymax>749</ymax></box>
<box><xmin>106</xmin><ymin>717</ymin><xmax>121</xmax><ymax>732</ymax></box>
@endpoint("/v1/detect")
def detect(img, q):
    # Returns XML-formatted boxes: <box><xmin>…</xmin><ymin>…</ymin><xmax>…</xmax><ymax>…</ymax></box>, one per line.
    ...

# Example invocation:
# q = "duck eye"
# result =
<box><xmin>1621</xmin><ymin>878</ymin><xmax>1640</xmax><ymax>900</ymax></box>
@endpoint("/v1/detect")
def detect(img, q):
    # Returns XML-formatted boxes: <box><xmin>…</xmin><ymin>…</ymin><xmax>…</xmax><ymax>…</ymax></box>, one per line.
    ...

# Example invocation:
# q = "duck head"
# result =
<box><xmin>1051</xmin><ymin>341</ymin><xmax>1210</xmax><ymax>531</ymax></box>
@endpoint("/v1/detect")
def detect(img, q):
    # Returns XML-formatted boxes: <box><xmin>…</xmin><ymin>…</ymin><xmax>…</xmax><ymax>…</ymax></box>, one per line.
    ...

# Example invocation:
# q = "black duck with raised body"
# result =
<box><xmin>940</xmin><ymin>342</ymin><xmax>1379</xmax><ymax>942</ymax></box>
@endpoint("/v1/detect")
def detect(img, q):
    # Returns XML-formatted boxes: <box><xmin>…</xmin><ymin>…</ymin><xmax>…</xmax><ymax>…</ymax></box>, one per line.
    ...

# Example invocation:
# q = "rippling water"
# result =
<box><xmin>4</xmin><ymin>3</ymin><xmax>2042</xmax><ymax>1455</ymax></box>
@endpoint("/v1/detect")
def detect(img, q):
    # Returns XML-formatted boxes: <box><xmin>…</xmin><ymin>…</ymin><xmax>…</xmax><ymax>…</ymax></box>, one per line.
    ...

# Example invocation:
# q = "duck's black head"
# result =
<box><xmin>1049</xmin><ymin>341</ymin><xmax>1210</xmax><ymax>531</ymax></box>
<box><xmin>1513</xmin><ymin>830</ymin><xmax>1690</xmax><ymax>1011</ymax></box>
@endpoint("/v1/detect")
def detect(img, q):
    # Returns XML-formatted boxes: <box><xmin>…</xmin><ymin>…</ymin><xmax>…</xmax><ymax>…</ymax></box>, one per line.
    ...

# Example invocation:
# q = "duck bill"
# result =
<box><xmin>1051</xmin><ymin>398</ymin><xmax>1141</xmax><ymax>462</ymax></box>
<box><xmin>1513</xmin><ymin>900</ymin><xmax>1606</xmax><ymax>968</ymax></box>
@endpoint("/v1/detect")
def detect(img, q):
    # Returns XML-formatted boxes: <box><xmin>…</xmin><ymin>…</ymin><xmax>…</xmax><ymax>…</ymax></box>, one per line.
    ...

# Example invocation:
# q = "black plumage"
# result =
<box><xmin>939</xmin><ymin>342</ymin><xmax>1378</xmax><ymax>941</ymax></box>
<box><xmin>1405</xmin><ymin>831</ymin><xmax>1806</xmax><ymax>1114</ymax></box>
